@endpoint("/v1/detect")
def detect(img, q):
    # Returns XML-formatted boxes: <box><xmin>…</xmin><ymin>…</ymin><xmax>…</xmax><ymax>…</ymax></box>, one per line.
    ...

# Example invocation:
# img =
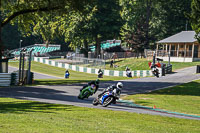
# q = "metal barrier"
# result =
<box><xmin>0</xmin><ymin>73</ymin><xmax>11</xmax><ymax>86</ymax></box>
<box><xmin>165</xmin><ymin>64</ymin><xmax>172</xmax><ymax>74</ymax></box>
<box><xmin>71</xmin><ymin>57</ymin><xmax>105</xmax><ymax>68</ymax></box>
<box><xmin>196</xmin><ymin>65</ymin><xmax>200</xmax><ymax>73</ymax></box>
<box><xmin>0</xmin><ymin>73</ymin><xmax>18</xmax><ymax>86</ymax></box>
<box><xmin>103</xmin><ymin>52</ymin><xmax>144</xmax><ymax>60</ymax></box>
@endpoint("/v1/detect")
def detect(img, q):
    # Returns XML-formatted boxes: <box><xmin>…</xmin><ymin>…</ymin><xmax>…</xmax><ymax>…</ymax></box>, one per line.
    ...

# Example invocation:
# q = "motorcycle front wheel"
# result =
<box><xmin>92</xmin><ymin>98</ymin><xmax>99</xmax><ymax>106</ymax></box>
<box><xmin>102</xmin><ymin>97</ymin><xmax>113</xmax><ymax>107</ymax></box>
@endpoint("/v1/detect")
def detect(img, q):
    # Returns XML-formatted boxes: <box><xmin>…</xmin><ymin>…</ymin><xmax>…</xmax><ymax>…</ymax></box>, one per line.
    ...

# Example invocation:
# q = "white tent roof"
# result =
<box><xmin>157</xmin><ymin>31</ymin><xmax>197</xmax><ymax>44</ymax></box>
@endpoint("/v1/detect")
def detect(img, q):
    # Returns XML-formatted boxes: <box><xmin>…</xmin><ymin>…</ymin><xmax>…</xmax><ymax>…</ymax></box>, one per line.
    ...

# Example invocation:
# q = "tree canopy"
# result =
<box><xmin>0</xmin><ymin>0</ymin><xmax>93</xmax><ymax>72</ymax></box>
<box><xmin>190</xmin><ymin>0</ymin><xmax>200</xmax><ymax>42</ymax></box>
<box><xmin>0</xmin><ymin>0</ymin><xmax>196</xmax><ymax>52</ymax></box>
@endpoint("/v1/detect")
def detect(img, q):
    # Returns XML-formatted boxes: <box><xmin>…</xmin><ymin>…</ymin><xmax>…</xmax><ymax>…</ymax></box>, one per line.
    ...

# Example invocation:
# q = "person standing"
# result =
<box><xmin>110</xmin><ymin>60</ymin><xmax>114</xmax><ymax>68</ymax></box>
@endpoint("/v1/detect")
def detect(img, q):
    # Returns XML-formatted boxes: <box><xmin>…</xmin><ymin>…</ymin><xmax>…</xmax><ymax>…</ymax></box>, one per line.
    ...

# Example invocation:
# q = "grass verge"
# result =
<box><xmin>122</xmin><ymin>79</ymin><xmax>200</xmax><ymax>116</ymax></box>
<box><xmin>0</xmin><ymin>97</ymin><xmax>199</xmax><ymax>133</ymax></box>
<box><xmin>48</xmin><ymin>57</ymin><xmax>200</xmax><ymax>71</ymax></box>
<box><xmin>9</xmin><ymin>61</ymin><xmax>130</xmax><ymax>85</ymax></box>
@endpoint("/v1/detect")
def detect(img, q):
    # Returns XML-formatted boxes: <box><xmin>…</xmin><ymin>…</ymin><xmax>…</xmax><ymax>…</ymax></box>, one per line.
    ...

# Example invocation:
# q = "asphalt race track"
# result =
<box><xmin>2</xmin><ymin>66</ymin><xmax>200</xmax><ymax>120</ymax></box>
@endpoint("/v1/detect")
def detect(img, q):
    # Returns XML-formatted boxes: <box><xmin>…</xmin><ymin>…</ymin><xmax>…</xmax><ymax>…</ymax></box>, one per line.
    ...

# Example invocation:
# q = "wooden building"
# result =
<box><xmin>156</xmin><ymin>31</ymin><xmax>200</xmax><ymax>62</ymax></box>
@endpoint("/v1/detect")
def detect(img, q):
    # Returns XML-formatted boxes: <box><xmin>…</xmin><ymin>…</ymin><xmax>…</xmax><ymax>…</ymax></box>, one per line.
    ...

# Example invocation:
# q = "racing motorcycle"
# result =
<box><xmin>126</xmin><ymin>70</ymin><xmax>132</xmax><ymax>77</ymax></box>
<box><xmin>151</xmin><ymin>64</ymin><xmax>160</xmax><ymax>78</ymax></box>
<box><xmin>78</xmin><ymin>85</ymin><xmax>95</xmax><ymax>100</ymax></box>
<box><xmin>92</xmin><ymin>89</ymin><xmax>118</xmax><ymax>107</ymax></box>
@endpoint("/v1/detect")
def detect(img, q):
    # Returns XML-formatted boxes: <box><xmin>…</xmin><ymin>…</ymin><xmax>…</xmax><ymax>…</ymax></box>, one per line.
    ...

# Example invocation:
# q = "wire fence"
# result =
<box><xmin>71</xmin><ymin>57</ymin><xmax>105</xmax><ymax>68</ymax></box>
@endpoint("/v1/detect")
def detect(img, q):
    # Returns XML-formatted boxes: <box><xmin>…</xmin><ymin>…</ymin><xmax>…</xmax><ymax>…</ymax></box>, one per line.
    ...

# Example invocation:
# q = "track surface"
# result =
<box><xmin>2</xmin><ymin>66</ymin><xmax>200</xmax><ymax>120</ymax></box>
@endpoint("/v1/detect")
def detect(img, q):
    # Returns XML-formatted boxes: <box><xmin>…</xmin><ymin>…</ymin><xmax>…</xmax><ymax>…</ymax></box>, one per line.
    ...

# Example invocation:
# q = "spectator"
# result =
<box><xmin>110</xmin><ymin>60</ymin><xmax>114</xmax><ymax>68</ymax></box>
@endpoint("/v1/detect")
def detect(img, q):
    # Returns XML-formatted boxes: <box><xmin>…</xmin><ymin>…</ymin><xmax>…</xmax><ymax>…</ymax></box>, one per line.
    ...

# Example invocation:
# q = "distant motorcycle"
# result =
<box><xmin>126</xmin><ymin>70</ymin><xmax>132</xmax><ymax>77</ymax></box>
<box><xmin>93</xmin><ymin>90</ymin><xmax>118</xmax><ymax>107</ymax></box>
<box><xmin>151</xmin><ymin>65</ymin><xmax>160</xmax><ymax>78</ymax></box>
<box><xmin>98</xmin><ymin>71</ymin><xmax>103</xmax><ymax>78</ymax></box>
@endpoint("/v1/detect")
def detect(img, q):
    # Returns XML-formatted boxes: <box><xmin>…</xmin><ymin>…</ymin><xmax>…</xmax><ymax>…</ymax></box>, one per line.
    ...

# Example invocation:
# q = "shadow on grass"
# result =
<box><xmin>0</xmin><ymin>85</ymin><xmax>98</xmax><ymax>114</ymax></box>
<box><xmin>0</xmin><ymin>101</ymin><xmax>75</xmax><ymax>114</ymax></box>
<box><xmin>33</xmin><ymin>79</ymin><xmax>92</xmax><ymax>85</ymax></box>
<box><xmin>33</xmin><ymin>79</ymin><xmax>114</xmax><ymax>86</ymax></box>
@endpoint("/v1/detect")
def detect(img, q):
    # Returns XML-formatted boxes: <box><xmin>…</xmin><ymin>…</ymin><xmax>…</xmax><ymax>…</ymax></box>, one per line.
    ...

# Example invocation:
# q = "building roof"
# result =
<box><xmin>157</xmin><ymin>31</ymin><xmax>197</xmax><ymax>44</ymax></box>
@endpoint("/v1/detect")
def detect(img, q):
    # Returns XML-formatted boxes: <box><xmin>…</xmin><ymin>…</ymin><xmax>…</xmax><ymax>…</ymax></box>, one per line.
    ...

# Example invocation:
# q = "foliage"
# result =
<box><xmin>0</xmin><ymin>0</ymin><xmax>94</xmax><ymax>72</ymax></box>
<box><xmin>81</xmin><ymin>0</ymin><xmax>124</xmax><ymax>57</ymax></box>
<box><xmin>190</xmin><ymin>0</ymin><xmax>200</xmax><ymax>42</ymax></box>
<box><xmin>120</xmin><ymin>0</ymin><xmax>192</xmax><ymax>51</ymax></box>
<box><xmin>120</xmin><ymin>0</ymin><xmax>153</xmax><ymax>51</ymax></box>
<box><xmin>0</xmin><ymin>0</ymin><xmax>196</xmax><ymax>58</ymax></box>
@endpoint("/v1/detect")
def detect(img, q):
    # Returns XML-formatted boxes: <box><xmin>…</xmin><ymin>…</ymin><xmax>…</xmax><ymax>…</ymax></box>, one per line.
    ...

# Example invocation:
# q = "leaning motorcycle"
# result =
<box><xmin>93</xmin><ymin>90</ymin><xmax>118</xmax><ymax>107</ymax></box>
<box><xmin>78</xmin><ymin>85</ymin><xmax>95</xmax><ymax>100</ymax></box>
<box><xmin>126</xmin><ymin>70</ymin><xmax>132</xmax><ymax>77</ymax></box>
<box><xmin>151</xmin><ymin>65</ymin><xmax>160</xmax><ymax>78</ymax></box>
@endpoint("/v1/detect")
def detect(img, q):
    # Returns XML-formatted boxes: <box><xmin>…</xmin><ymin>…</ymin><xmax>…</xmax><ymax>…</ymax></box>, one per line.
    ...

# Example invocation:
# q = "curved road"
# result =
<box><xmin>2</xmin><ymin>66</ymin><xmax>200</xmax><ymax>120</ymax></box>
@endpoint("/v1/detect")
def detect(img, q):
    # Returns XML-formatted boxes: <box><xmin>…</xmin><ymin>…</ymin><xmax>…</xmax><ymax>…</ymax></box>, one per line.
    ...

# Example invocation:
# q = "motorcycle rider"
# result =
<box><xmin>80</xmin><ymin>79</ymin><xmax>100</xmax><ymax>94</ymax></box>
<box><xmin>98</xmin><ymin>82</ymin><xmax>123</xmax><ymax>103</ymax></box>
<box><xmin>65</xmin><ymin>69</ymin><xmax>70</xmax><ymax>78</ymax></box>
<box><xmin>148</xmin><ymin>62</ymin><xmax>160</xmax><ymax>78</ymax></box>
<box><xmin>98</xmin><ymin>69</ymin><xmax>103</xmax><ymax>78</ymax></box>
<box><xmin>125</xmin><ymin>66</ymin><xmax>132</xmax><ymax>77</ymax></box>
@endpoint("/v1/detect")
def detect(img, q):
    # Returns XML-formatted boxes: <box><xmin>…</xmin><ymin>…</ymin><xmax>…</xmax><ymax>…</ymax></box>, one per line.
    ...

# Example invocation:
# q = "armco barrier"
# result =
<box><xmin>34</xmin><ymin>57</ymin><xmax>153</xmax><ymax>77</ymax></box>
<box><xmin>0</xmin><ymin>73</ymin><xmax>19</xmax><ymax>86</ymax></box>
<box><xmin>0</xmin><ymin>73</ymin><xmax>11</xmax><ymax>86</ymax></box>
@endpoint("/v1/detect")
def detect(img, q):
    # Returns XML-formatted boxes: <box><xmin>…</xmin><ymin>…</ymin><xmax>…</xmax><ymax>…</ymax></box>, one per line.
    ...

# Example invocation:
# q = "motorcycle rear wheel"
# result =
<box><xmin>78</xmin><ymin>91</ymin><xmax>89</xmax><ymax>100</ymax></box>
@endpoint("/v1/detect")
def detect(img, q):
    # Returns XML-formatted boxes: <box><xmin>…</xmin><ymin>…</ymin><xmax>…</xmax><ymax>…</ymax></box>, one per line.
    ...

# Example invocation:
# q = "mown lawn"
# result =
<box><xmin>104</xmin><ymin>58</ymin><xmax>200</xmax><ymax>71</ymax></box>
<box><xmin>9</xmin><ymin>61</ymin><xmax>130</xmax><ymax>85</ymax></box>
<box><xmin>50</xmin><ymin>57</ymin><xmax>200</xmax><ymax>71</ymax></box>
<box><xmin>122</xmin><ymin>79</ymin><xmax>200</xmax><ymax>116</ymax></box>
<box><xmin>0</xmin><ymin>97</ymin><xmax>199</xmax><ymax>133</ymax></box>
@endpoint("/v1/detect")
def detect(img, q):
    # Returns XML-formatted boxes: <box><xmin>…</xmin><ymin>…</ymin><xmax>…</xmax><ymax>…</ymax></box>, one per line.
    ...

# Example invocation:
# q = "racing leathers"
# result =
<box><xmin>98</xmin><ymin>85</ymin><xmax>121</xmax><ymax>101</ymax></box>
<box><xmin>80</xmin><ymin>81</ymin><xmax>99</xmax><ymax>94</ymax></box>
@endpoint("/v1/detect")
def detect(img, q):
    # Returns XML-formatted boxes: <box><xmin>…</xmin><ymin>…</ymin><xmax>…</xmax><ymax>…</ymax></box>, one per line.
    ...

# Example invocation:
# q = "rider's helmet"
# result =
<box><xmin>116</xmin><ymin>82</ymin><xmax>123</xmax><ymax>89</ymax></box>
<box><xmin>95</xmin><ymin>79</ymin><xmax>100</xmax><ymax>85</ymax></box>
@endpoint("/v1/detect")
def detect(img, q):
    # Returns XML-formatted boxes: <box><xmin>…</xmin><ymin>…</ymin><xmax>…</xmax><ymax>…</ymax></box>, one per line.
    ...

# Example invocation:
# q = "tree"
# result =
<box><xmin>153</xmin><ymin>0</ymin><xmax>192</xmax><ymax>40</ymax></box>
<box><xmin>55</xmin><ymin>6</ymin><xmax>96</xmax><ymax>57</ymax></box>
<box><xmin>120</xmin><ymin>0</ymin><xmax>192</xmax><ymax>51</ymax></box>
<box><xmin>120</xmin><ymin>0</ymin><xmax>153</xmax><ymax>51</ymax></box>
<box><xmin>90</xmin><ymin>0</ymin><xmax>124</xmax><ymax>57</ymax></box>
<box><xmin>55</xmin><ymin>0</ymin><xmax>124</xmax><ymax>57</ymax></box>
<box><xmin>190</xmin><ymin>0</ymin><xmax>200</xmax><ymax>41</ymax></box>
<box><xmin>0</xmin><ymin>0</ymin><xmax>93</xmax><ymax>72</ymax></box>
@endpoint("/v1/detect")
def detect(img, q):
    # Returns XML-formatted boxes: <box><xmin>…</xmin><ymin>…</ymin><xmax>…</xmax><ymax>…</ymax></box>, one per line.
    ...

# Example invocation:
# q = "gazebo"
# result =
<box><xmin>156</xmin><ymin>31</ymin><xmax>200</xmax><ymax>62</ymax></box>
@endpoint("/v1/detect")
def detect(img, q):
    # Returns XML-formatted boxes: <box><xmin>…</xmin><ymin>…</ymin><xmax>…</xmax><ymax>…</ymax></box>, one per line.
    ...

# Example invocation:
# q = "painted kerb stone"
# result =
<box><xmin>34</xmin><ymin>57</ymin><xmax>152</xmax><ymax>77</ymax></box>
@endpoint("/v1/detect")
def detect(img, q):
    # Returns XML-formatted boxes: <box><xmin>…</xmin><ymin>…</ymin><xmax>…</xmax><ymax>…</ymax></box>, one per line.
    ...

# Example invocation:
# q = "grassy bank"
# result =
<box><xmin>0</xmin><ymin>97</ymin><xmax>199</xmax><ymax>133</ymax></box>
<box><xmin>9</xmin><ymin>61</ymin><xmax>129</xmax><ymax>85</ymax></box>
<box><xmin>50</xmin><ymin>57</ymin><xmax>200</xmax><ymax>71</ymax></box>
<box><xmin>122</xmin><ymin>79</ymin><xmax>200</xmax><ymax>116</ymax></box>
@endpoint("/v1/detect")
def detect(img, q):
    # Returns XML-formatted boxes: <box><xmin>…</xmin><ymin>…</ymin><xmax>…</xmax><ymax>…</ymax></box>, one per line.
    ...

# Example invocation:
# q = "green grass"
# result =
<box><xmin>105</xmin><ymin>58</ymin><xmax>151</xmax><ymax>71</ymax></box>
<box><xmin>51</xmin><ymin>57</ymin><xmax>200</xmax><ymax>71</ymax></box>
<box><xmin>104</xmin><ymin>58</ymin><xmax>200</xmax><ymax>71</ymax></box>
<box><xmin>0</xmin><ymin>97</ymin><xmax>199</xmax><ymax>133</ymax></box>
<box><xmin>9</xmin><ymin>61</ymin><xmax>130</xmax><ymax>85</ymax></box>
<box><xmin>168</xmin><ymin>61</ymin><xmax>200</xmax><ymax>70</ymax></box>
<box><xmin>122</xmin><ymin>79</ymin><xmax>200</xmax><ymax>116</ymax></box>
